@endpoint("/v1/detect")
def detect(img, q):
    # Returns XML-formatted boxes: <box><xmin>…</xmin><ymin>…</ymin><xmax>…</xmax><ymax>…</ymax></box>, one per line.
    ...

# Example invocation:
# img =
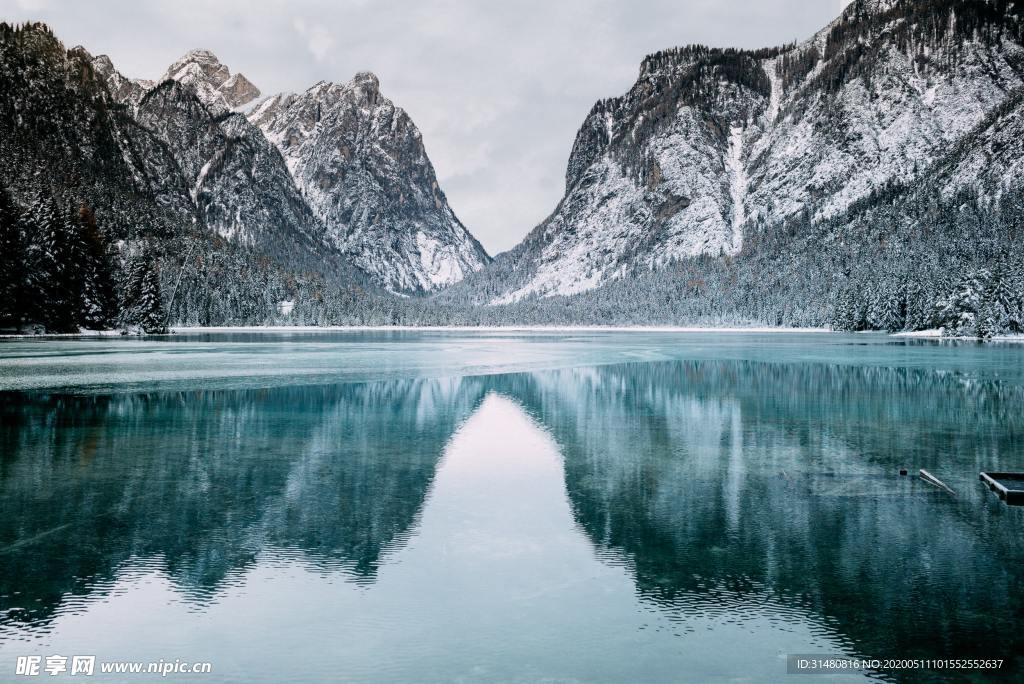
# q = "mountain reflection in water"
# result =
<box><xmin>1</xmin><ymin>358</ymin><xmax>1022</xmax><ymax>681</ymax></box>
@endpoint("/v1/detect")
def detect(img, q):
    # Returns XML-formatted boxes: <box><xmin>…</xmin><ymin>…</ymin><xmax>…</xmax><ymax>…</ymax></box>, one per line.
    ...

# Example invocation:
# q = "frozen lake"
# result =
<box><xmin>1</xmin><ymin>331</ymin><xmax>1022</xmax><ymax>681</ymax></box>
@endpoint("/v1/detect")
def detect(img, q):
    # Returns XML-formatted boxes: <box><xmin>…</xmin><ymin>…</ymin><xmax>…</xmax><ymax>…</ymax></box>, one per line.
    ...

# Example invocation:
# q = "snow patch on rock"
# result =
<box><xmin>726</xmin><ymin>125</ymin><xmax>748</xmax><ymax>254</ymax></box>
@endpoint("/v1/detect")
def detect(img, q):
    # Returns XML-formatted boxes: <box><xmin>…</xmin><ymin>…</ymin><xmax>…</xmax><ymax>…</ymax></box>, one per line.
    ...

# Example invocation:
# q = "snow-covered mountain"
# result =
<box><xmin>482</xmin><ymin>0</ymin><xmax>1024</xmax><ymax>303</ymax></box>
<box><xmin>249</xmin><ymin>73</ymin><xmax>489</xmax><ymax>292</ymax></box>
<box><xmin>160</xmin><ymin>49</ymin><xmax>260</xmax><ymax>111</ymax></box>
<box><xmin>150</xmin><ymin>49</ymin><xmax>489</xmax><ymax>293</ymax></box>
<box><xmin>85</xmin><ymin>49</ymin><xmax>326</xmax><ymax>254</ymax></box>
<box><xmin>5</xmin><ymin>5</ymin><xmax>1023</xmax><ymax>332</ymax></box>
<box><xmin>91</xmin><ymin>45</ymin><xmax>487</xmax><ymax>294</ymax></box>
<box><xmin>0</xmin><ymin>23</ymin><xmax>388</xmax><ymax>330</ymax></box>
<box><xmin>0</xmin><ymin>22</ymin><xmax>490</xmax><ymax>330</ymax></box>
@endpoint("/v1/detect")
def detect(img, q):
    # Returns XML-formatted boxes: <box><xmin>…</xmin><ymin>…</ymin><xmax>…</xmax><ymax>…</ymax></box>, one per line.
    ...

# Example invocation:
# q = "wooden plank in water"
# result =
<box><xmin>919</xmin><ymin>469</ymin><xmax>955</xmax><ymax>496</ymax></box>
<box><xmin>979</xmin><ymin>472</ymin><xmax>1024</xmax><ymax>505</ymax></box>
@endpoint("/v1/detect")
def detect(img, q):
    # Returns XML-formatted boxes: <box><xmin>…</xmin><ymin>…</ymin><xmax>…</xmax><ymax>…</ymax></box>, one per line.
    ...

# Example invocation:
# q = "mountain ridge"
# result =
<box><xmin>457</xmin><ymin>0</ymin><xmax>1024</xmax><ymax>304</ymax></box>
<box><xmin>4</xmin><ymin>4</ymin><xmax>1024</xmax><ymax>336</ymax></box>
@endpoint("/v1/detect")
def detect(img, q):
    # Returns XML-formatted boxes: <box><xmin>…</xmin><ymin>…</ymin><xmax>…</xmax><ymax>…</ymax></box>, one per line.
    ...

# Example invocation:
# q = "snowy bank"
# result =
<box><xmin>0</xmin><ymin>328</ymin><xmax>130</xmax><ymax>339</ymax></box>
<box><xmin>891</xmin><ymin>329</ymin><xmax>1024</xmax><ymax>343</ymax></box>
<box><xmin>892</xmin><ymin>329</ymin><xmax>943</xmax><ymax>338</ymax></box>
<box><xmin>165</xmin><ymin>325</ymin><xmax>834</xmax><ymax>334</ymax></box>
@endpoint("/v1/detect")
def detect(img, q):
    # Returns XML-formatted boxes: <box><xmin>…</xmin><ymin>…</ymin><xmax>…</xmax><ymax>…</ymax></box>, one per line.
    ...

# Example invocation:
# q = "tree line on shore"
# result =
<box><xmin>2</xmin><ymin>179</ymin><xmax>1023</xmax><ymax>338</ymax></box>
<box><xmin>0</xmin><ymin>183</ymin><xmax>165</xmax><ymax>334</ymax></box>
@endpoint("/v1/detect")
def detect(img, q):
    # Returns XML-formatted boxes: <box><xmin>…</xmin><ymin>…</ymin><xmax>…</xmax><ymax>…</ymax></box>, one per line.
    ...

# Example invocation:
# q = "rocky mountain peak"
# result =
<box><xmin>163</xmin><ymin>49</ymin><xmax>228</xmax><ymax>83</ymax></box>
<box><xmin>249</xmin><ymin>71</ymin><xmax>489</xmax><ymax>292</ymax></box>
<box><xmin>350</xmin><ymin>70</ymin><xmax>380</xmax><ymax>91</ymax></box>
<box><xmin>161</xmin><ymin>49</ymin><xmax>260</xmax><ymax>110</ymax></box>
<box><xmin>219</xmin><ymin>73</ymin><xmax>260</xmax><ymax>107</ymax></box>
<box><xmin>840</xmin><ymin>0</ymin><xmax>904</xmax><ymax>19</ymax></box>
<box><xmin>348</xmin><ymin>71</ymin><xmax>383</xmax><ymax>107</ymax></box>
<box><xmin>89</xmin><ymin>52</ymin><xmax>112</xmax><ymax>71</ymax></box>
<box><xmin>82</xmin><ymin>51</ymin><xmax>154</xmax><ymax>107</ymax></box>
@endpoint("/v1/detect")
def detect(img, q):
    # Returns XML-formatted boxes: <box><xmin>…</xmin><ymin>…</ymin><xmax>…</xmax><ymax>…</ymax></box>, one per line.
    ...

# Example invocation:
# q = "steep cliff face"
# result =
<box><xmin>88</xmin><ymin>53</ymin><xmax>153</xmax><ymax>108</ymax></box>
<box><xmin>250</xmin><ymin>73</ymin><xmax>490</xmax><ymax>293</ymax></box>
<box><xmin>492</xmin><ymin>48</ymin><xmax>771</xmax><ymax>302</ymax></box>
<box><xmin>133</xmin><ymin>78</ymin><xmax>322</xmax><ymax>249</ymax></box>
<box><xmin>487</xmin><ymin>0</ymin><xmax>1024</xmax><ymax>303</ymax></box>
<box><xmin>0</xmin><ymin>27</ymin><xmax>194</xmax><ymax>241</ymax></box>
<box><xmin>74</xmin><ymin>48</ymin><xmax>327</xmax><ymax>253</ymax></box>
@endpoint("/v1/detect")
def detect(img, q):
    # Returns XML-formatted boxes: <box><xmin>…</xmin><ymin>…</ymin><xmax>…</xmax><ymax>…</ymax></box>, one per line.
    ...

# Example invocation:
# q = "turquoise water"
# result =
<box><xmin>0</xmin><ymin>331</ymin><xmax>1022</xmax><ymax>682</ymax></box>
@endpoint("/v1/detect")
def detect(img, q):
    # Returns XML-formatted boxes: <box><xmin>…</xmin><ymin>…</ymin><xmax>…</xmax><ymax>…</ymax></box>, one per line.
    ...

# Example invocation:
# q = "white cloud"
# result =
<box><xmin>292</xmin><ymin>18</ymin><xmax>335</xmax><ymax>63</ymax></box>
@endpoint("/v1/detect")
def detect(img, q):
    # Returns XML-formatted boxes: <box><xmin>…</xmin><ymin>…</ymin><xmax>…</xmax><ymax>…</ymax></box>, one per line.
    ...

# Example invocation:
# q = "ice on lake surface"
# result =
<box><xmin>0</xmin><ymin>331</ymin><xmax>1022</xmax><ymax>682</ymax></box>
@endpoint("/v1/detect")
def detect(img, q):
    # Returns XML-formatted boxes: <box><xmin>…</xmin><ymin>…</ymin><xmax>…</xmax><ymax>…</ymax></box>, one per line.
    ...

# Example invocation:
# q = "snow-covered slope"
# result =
<box><xmin>746</xmin><ymin>0</ymin><xmax>1024</xmax><ymax>231</ymax></box>
<box><xmin>83</xmin><ymin>43</ymin><xmax>372</xmax><ymax>290</ymax></box>
<box><xmin>491</xmin><ymin>47</ymin><xmax>769</xmax><ymax>302</ymax></box>
<box><xmin>249</xmin><ymin>73</ymin><xmax>489</xmax><ymax>293</ymax></box>
<box><xmin>485</xmin><ymin>0</ymin><xmax>1024</xmax><ymax>303</ymax></box>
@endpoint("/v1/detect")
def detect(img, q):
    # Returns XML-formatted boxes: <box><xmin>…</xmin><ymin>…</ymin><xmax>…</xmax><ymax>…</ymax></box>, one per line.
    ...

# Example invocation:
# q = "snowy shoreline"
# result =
<box><xmin>3</xmin><ymin>326</ymin><xmax>1022</xmax><ymax>341</ymax></box>
<box><xmin>169</xmin><ymin>325</ymin><xmax>836</xmax><ymax>334</ymax></box>
<box><xmin>891</xmin><ymin>329</ymin><xmax>1024</xmax><ymax>342</ymax></box>
<box><xmin>0</xmin><ymin>325</ymin><xmax>835</xmax><ymax>338</ymax></box>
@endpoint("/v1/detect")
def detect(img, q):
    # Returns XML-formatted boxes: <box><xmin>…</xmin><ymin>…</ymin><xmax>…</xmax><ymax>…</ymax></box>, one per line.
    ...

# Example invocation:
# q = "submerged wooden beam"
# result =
<box><xmin>919</xmin><ymin>469</ymin><xmax>956</xmax><ymax>496</ymax></box>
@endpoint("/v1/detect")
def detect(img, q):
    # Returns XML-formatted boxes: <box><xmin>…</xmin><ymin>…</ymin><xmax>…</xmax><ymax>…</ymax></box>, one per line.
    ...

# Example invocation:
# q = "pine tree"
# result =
<box><xmin>118</xmin><ymin>252</ymin><xmax>166</xmax><ymax>333</ymax></box>
<box><xmin>831</xmin><ymin>285</ymin><xmax>867</xmax><ymax>331</ymax></box>
<box><xmin>23</xmin><ymin>192</ymin><xmax>82</xmax><ymax>332</ymax></box>
<box><xmin>75</xmin><ymin>205</ymin><xmax>115</xmax><ymax>329</ymax></box>
<box><xmin>867</xmin><ymin>282</ymin><xmax>904</xmax><ymax>332</ymax></box>
<box><xmin>1008</xmin><ymin>256</ymin><xmax>1024</xmax><ymax>333</ymax></box>
<box><xmin>137</xmin><ymin>261</ymin><xmax>167</xmax><ymax>333</ymax></box>
<box><xmin>903</xmin><ymin>280</ymin><xmax>931</xmax><ymax>332</ymax></box>
<box><xmin>936</xmin><ymin>269</ymin><xmax>987</xmax><ymax>337</ymax></box>
<box><xmin>978</xmin><ymin>301</ymin><xmax>1001</xmax><ymax>340</ymax></box>
<box><xmin>117</xmin><ymin>255</ymin><xmax>144</xmax><ymax>329</ymax></box>
<box><xmin>977</xmin><ymin>258</ymin><xmax>1014</xmax><ymax>338</ymax></box>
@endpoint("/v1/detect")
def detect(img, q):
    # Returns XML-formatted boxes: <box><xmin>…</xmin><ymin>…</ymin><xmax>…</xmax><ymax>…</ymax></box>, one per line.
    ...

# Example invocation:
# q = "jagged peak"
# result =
<box><xmin>163</xmin><ymin>49</ymin><xmax>228</xmax><ymax>83</ymax></box>
<box><xmin>91</xmin><ymin>53</ymin><xmax>114</xmax><ymax>70</ymax></box>
<box><xmin>305</xmin><ymin>80</ymin><xmax>331</xmax><ymax>96</ymax></box>
<box><xmin>69</xmin><ymin>44</ymin><xmax>93</xmax><ymax>59</ymax></box>
<box><xmin>840</xmin><ymin>0</ymin><xmax>904</xmax><ymax>19</ymax></box>
<box><xmin>283</xmin><ymin>72</ymin><xmax>388</xmax><ymax>108</ymax></box>
<box><xmin>166</xmin><ymin>49</ymin><xmax>223</xmax><ymax>69</ymax></box>
<box><xmin>180</xmin><ymin>48</ymin><xmax>220</xmax><ymax>62</ymax></box>
<box><xmin>349</xmin><ymin>70</ymin><xmax>380</xmax><ymax>91</ymax></box>
<box><xmin>160</xmin><ymin>48</ymin><xmax>260</xmax><ymax>109</ymax></box>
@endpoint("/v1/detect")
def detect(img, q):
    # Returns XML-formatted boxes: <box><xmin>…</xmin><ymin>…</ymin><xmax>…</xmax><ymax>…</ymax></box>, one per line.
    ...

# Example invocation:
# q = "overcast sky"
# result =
<box><xmin>5</xmin><ymin>0</ymin><xmax>847</xmax><ymax>254</ymax></box>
